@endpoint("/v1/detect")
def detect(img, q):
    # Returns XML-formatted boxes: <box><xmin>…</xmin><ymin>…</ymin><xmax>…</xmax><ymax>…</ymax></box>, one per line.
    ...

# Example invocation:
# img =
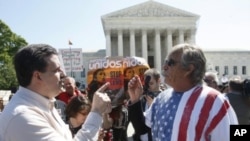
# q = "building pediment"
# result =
<box><xmin>102</xmin><ymin>1</ymin><xmax>199</xmax><ymax>18</ymax></box>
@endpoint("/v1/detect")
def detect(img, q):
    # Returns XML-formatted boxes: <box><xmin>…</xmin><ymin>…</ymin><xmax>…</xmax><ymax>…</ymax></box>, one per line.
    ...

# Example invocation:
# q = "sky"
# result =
<box><xmin>0</xmin><ymin>0</ymin><xmax>250</xmax><ymax>52</ymax></box>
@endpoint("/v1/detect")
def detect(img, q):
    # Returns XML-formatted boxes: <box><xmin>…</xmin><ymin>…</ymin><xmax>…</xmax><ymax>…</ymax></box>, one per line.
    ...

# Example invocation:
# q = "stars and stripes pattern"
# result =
<box><xmin>151</xmin><ymin>91</ymin><xmax>183</xmax><ymax>141</ymax></box>
<box><xmin>148</xmin><ymin>85</ymin><xmax>238</xmax><ymax>141</ymax></box>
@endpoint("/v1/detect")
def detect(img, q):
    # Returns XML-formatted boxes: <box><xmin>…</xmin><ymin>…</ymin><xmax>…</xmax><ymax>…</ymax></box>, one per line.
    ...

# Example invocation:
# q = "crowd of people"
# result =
<box><xmin>0</xmin><ymin>43</ymin><xmax>249</xmax><ymax>141</ymax></box>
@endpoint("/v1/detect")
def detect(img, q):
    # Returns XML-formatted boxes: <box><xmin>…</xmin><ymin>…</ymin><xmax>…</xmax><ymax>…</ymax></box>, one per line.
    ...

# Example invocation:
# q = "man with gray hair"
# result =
<box><xmin>127</xmin><ymin>43</ymin><xmax>238</xmax><ymax>141</ymax></box>
<box><xmin>204</xmin><ymin>71</ymin><xmax>220</xmax><ymax>91</ymax></box>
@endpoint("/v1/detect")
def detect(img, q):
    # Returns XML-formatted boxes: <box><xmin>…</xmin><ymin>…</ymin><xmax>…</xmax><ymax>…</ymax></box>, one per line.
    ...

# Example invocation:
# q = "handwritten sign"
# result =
<box><xmin>58</xmin><ymin>48</ymin><xmax>83</xmax><ymax>72</ymax></box>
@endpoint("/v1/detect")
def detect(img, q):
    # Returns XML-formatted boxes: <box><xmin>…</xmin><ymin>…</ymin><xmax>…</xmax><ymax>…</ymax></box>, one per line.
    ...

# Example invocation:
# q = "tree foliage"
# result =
<box><xmin>0</xmin><ymin>20</ymin><xmax>28</xmax><ymax>90</ymax></box>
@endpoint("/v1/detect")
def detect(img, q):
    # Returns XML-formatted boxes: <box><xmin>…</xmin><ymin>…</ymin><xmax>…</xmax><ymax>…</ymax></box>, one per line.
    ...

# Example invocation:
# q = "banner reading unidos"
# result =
<box><xmin>87</xmin><ymin>56</ymin><xmax>149</xmax><ymax>107</ymax></box>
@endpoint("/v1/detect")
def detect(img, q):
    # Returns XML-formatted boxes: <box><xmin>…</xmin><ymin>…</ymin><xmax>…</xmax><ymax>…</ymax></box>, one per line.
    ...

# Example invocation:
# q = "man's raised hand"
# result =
<box><xmin>91</xmin><ymin>82</ymin><xmax>112</xmax><ymax>115</ymax></box>
<box><xmin>128</xmin><ymin>75</ymin><xmax>143</xmax><ymax>104</ymax></box>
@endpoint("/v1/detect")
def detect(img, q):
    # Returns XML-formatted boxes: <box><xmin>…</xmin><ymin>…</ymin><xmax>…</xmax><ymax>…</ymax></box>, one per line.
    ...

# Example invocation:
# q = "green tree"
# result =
<box><xmin>0</xmin><ymin>20</ymin><xmax>28</xmax><ymax>90</ymax></box>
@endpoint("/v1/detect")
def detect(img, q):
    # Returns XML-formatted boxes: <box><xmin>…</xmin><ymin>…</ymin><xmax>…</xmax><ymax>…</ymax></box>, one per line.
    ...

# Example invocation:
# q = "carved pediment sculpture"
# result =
<box><xmin>103</xmin><ymin>1</ymin><xmax>199</xmax><ymax>18</ymax></box>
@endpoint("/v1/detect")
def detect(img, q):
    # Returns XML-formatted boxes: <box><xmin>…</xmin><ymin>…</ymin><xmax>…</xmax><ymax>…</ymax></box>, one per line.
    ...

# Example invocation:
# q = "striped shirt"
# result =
<box><xmin>145</xmin><ymin>85</ymin><xmax>238</xmax><ymax>141</ymax></box>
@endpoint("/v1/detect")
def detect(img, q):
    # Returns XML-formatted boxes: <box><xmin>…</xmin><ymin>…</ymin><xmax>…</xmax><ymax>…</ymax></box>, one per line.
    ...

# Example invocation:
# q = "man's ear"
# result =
<box><xmin>34</xmin><ymin>71</ymin><xmax>42</xmax><ymax>80</ymax></box>
<box><xmin>184</xmin><ymin>64</ymin><xmax>195</xmax><ymax>77</ymax></box>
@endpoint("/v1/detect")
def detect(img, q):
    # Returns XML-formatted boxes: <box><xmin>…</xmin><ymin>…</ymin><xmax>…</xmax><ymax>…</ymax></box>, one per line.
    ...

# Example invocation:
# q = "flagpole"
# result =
<box><xmin>69</xmin><ymin>40</ymin><xmax>73</xmax><ymax>77</ymax></box>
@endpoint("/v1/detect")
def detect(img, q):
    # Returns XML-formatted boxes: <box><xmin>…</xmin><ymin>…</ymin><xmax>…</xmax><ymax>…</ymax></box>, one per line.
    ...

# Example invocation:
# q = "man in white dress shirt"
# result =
<box><xmin>0</xmin><ymin>44</ymin><xmax>112</xmax><ymax>141</ymax></box>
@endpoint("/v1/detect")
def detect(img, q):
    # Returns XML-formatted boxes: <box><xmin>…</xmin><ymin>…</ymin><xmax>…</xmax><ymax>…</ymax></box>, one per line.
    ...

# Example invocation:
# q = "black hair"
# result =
<box><xmin>65</xmin><ymin>95</ymin><xmax>91</xmax><ymax>119</ymax></box>
<box><xmin>242</xmin><ymin>79</ymin><xmax>250</xmax><ymax>97</ymax></box>
<box><xmin>93</xmin><ymin>69</ymin><xmax>105</xmax><ymax>80</ymax></box>
<box><xmin>14</xmin><ymin>44</ymin><xmax>58</xmax><ymax>87</ymax></box>
<box><xmin>124</xmin><ymin>67</ymin><xmax>134</xmax><ymax>77</ymax></box>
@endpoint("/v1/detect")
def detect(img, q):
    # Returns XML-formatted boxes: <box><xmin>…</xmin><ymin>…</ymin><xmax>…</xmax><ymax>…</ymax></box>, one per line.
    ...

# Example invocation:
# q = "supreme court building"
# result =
<box><xmin>70</xmin><ymin>0</ymin><xmax>250</xmax><ymax>88</ymax></box>
<box><xmin>101</xmin><ymin>0</ymin><xmax>199</xmax><ymax>71</ymax></box>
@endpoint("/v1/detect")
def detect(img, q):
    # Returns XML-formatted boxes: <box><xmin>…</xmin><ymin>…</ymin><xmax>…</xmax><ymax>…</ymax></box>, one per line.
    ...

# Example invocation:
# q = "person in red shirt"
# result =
<box><xmin>57</xmin><ymin>76</ymin><xmax>82</xmax><ymax>104</ymax></box>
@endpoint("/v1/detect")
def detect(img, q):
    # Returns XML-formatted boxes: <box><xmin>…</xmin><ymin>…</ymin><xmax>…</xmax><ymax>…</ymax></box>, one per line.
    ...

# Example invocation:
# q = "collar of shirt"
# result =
<box><xmin>17</xmin><ymin>86</ymin><xmax>56</xmax><ymax>111</ymax></box>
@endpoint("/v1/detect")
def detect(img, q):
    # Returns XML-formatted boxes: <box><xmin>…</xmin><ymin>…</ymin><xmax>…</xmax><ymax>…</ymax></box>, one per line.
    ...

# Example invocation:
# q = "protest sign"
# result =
<box><xmin>87</xmin><ymin>56</ymin><xmax>149</xmax><ymax>107</ymax></box>
<box><xmin>58</xmin><ymin>48</ymin><xmax>83</xmax><ymax>72</ymax></box>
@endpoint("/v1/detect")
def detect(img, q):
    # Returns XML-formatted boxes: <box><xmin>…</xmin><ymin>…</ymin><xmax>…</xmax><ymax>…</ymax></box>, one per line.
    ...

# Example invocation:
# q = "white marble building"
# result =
<box><xmin>101</xmin><ymin>0</ymin><xmax>199</xmax><ymax>71</ymax></box>
<box><xmin>205</xmin><ymin>50</ymin><xmax>250</xmax><ymax>83</ymax></box>
<box><xmin>71</xmin><ymin>0</ymin><xmax>250</xmax><ymax>88</ymax></box>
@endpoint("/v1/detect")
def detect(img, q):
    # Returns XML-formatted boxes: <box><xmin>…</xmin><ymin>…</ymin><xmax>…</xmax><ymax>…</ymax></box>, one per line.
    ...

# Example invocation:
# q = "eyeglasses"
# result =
<box><xmin>164</xmin><ymin>59</ymin><xmax>179</xmax><ymax>67</ymax></box>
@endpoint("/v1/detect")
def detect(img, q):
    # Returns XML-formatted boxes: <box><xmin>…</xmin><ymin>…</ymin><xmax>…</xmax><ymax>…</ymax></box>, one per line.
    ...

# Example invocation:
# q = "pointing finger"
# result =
<box><xmin>97</xmin><ymin>82</ymin><xmax>110</xmax><ymax>93</ymax></box>
<box><xmin>135</xmin><ymin>75</ymin><xmax>143</xmax><ymax>85</ymax></box>
<box><xmin>130</xmin><ymin>75</ymin><xmax>143</xmax><ymax>88</ymax></box>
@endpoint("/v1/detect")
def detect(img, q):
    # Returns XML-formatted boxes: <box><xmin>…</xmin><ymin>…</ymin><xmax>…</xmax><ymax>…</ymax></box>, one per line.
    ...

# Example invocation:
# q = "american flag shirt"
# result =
<box><xmin>151</xmin><ymin>90</ymin><xmax>183</xmax><ymax>141</ymax></box>
<box><xmin>145</xmin><ymin>85</ymin><xmax>238</xmax><ymax>141</ymax></box>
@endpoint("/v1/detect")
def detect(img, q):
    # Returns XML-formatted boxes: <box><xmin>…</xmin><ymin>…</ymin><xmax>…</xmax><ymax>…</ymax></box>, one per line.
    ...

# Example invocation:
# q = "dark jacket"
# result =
<box><xmin>128</xmin><ymin>97</ymin><xmax>152</xmax><ymax>141</ymax></box>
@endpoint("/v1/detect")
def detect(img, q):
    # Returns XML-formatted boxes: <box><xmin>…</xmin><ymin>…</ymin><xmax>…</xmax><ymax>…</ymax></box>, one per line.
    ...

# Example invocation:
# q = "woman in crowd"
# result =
<box><xmin>87</xmin><ymin>69</ymin><xmax>106</xmax><ymax>102</ymax></box>
<box><xmin>65</xmin><ymin>95</ymin><xmax>105</xmax><ymax>140</ymax></box>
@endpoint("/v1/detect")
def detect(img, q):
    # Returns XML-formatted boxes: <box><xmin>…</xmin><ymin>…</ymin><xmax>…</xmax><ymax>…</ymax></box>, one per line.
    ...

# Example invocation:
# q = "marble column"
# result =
<box><xmin>190</xmin><ymin>29</ymin><xmax>196</xmax><ymax>43</ymax></box>
<box><xmin>142</xmin><ymin>29</ymin><xmax>148</xmax><ymax>62</ymax></box>
<box><xmin>154</xmin><ymin>29</ymin><xmax>161</xmax><ymax>71</ymax></box>
<box><xmin>105</xmin><ymin>29</ymin><xmax>111</xmax><ymax>56</ymax></box>
<box><xmin>178</xmin><ymin>29</ymin><xmax>184</xmax><ymax>44</ymax></box>
<box><xmin>129</xmin><ymin>29</ymin><xmax>135</xmax><ymax>56</ymax></box>
<box><xmin>163</xmin><ymin>32</ymin><xmax>168</xmax><ymax>60</ymax></box>
<box><xmin>167</xmin><ymin>30</ymin><xmax>173</xmax><ymax>55</ymax></box>
<box><xmin>118</xmin><ymin>30</ymin><xmax>123</xmax><ymax>56</ymax></box>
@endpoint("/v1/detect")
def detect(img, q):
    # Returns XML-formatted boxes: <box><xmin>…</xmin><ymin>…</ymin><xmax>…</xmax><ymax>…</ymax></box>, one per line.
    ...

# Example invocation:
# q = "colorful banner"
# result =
<box><xmin>87</xmin><ymin>56</ymin><xmax>149</xmax><ymax>107</ymax></box>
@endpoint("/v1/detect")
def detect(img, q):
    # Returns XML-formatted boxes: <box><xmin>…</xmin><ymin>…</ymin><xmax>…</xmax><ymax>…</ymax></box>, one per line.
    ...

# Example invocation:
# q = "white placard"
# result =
<box><xmin>58</xmin><ymin>48</ymin><xmax>83</xmax><ymax>72</ymax></box>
